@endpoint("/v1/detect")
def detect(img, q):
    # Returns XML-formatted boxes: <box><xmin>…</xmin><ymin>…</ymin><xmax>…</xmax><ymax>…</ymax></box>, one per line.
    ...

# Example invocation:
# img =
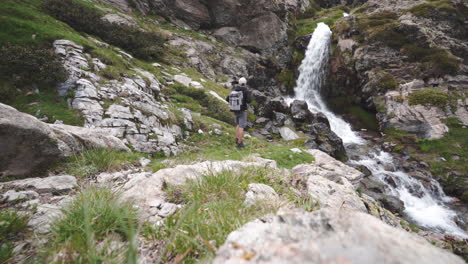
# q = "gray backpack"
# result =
<box><xmin>228</xmin><ymin>90</ymin><xmax>244</xmax><ymax>112</ymax></box>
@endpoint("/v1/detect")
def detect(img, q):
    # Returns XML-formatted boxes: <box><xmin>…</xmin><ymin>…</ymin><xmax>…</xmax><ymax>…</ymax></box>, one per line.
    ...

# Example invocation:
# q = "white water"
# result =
<box><xmin>292</xmin><ymin>22</ymin><xmax>467</xmax><ymax>238</ymax></box>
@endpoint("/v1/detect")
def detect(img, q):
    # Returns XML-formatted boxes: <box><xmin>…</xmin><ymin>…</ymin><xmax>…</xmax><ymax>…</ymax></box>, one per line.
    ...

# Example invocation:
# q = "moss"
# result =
<box><xmin>373</xmin><ymin>96</ymin><xmax>387</xmax><ymax>113</ymax></box>
<box><xmin>293</xmin><ymin>5</ymin><xmax>350</xmax><ymax>38</ymax></box>
<box><xmin>405</xmin><ymin>0</ymin><xmax>467</xmax><ymax>22</ymax></box>
<box><xmin>401</xmin><ymin>45</ymin><xmax>460</xmax><ymax>76</ymax></box>
<box><xmin>408</xmin><ymin>88</ymin><xmax>449</xmax><ymax>108</ymax></box>
<box><xmin>372</xmin><ymin>71</ymin><xmax>398</xmax><ymax>91</ymax></box>
<box><xmin>277</xmin><ymin>70</ymin><xmax>296</xmax><ymax>95</ymax></box>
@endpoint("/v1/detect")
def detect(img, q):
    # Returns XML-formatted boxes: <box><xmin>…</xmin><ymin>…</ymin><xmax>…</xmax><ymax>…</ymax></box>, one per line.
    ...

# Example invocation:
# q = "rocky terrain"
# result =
<box><xmin>0</xmin><ymin>0</ymin><xmax>467</xmax><ymax>263</ymax></box>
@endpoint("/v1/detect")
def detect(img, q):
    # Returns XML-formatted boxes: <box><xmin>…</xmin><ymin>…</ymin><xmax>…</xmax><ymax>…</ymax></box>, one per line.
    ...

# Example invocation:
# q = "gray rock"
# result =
<box><xmin>213</xmin><ymin>208</ymin><xmax>465</xmax><ymax>264</ymax></box>
<box><xmin>213</xmin><ymin>27</ymin><xmax>241</xmax><ymax>45</ymax></box>
<box><xmin>279</xmin><ymin>127</ymin><xmax>300</xmax><ymax>141</ymax></box>
<box><xmin>244</xmin><ymin>183</ymin><xmax>279</xmax><ymax>206</ymax></box>
<box><xmin>174</xmin><ymin>74</ymin><xmax>192</xmax><ymax>87</ymax></box>
<box><xmin>102</xmin><ymin>13</ymin><xmax>138</xmax><ymax>27</ymax></box>
<box><xmin>5</xmin><ymin>175</ymin><xmax>77</xmax><ymax>194</ymax></box>
<box><xmin>157</xmin><ymin>202</ymin><xmax>178</xmax><ymax>217</ymax></box>
<box><xmin>1</xmin><ymin>190</ymin><xmax>39</xmax><ymax>202</ymax></box>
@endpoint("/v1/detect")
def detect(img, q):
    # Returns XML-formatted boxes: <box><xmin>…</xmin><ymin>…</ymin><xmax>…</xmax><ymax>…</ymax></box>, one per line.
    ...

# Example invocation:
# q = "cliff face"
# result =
<box><xmin>327</xmin><ymin>0</ymin><xmax>468</xmax><ymax>139</ymax></box>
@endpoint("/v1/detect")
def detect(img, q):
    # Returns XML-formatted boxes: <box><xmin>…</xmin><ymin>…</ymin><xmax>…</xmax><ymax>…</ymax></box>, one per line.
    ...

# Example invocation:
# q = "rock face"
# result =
<box><xmin>0</xmin><ymin>103</ymin><xmax>128</xmax><ymax>179</ymax></box>
<box><xmin>54</xmin><ymin>40</ymin><xmax>183</xmax><ymax>155</ymax></box>
<box><xmin>326</xmin><ymin>0</ymin><xmax>468</xmax><ymax>139</ymax></box>
<box><xmin>213</xmin><ymin>208</ymin><xmax>465</xmax><ymax>264</ymax></box>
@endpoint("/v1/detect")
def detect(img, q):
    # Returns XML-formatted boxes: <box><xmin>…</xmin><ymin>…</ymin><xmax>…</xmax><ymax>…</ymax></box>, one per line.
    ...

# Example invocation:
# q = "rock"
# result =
<box><xmin>381</xmin><ymin>195</ymin><xmax>405</xmax><ymax>215</ymax></box>
<box><xmin>102</xmin><ymin>13</ymin><xmax>138</xmax><ymax>27</ymax></box>
<box><xmin>1</xmin><ymin>190</ymin><xmax>39</xmax><ymax>203</ymax></box>
<box><xmin>174</xmin><ymin>74</ymin><xmax>192</xmax><ymax>87</ymax></box>
<box><xmin>239</xmin><ymin>12</ymin><xmax>287</xmax><ymax>54</ymax></box>
<box><xmin>190</xmin><ymin>81</ymin><xmax>204</xmax><ymax>89</ymax></box>
<box><xmin>214</xmin><ymin>128</ymin><xmax>222</xmax><ymax>135</ymax></box>
<box><xmin>213</xmin><ymin>27</ymin><xmax>241</xmax><ymax>45</ymax></box>
<box><xmin>209</xmin><ymin>91</ymin><xmax>229</xmax><ymax>104</ymax></box>
<box><xmin>0</xmin><ymin>103</ymin><xmax>63</xmax><ymax>179</ymax></box>
<box><xmin>213</xmin><ymin>208</ymin><xmax>465</xmax><ymax>264</ymax></box>
<box><xmin>157</xmin><ymin>202</ymin><xmax>178</xmax><ymax>217</ymax></box>
<box><xmin>139</xmin><ymin>158</ymin><xmax>151</xmax><ymax>167</ymax></box>
<box><xmin>297</xmin><ymin>149</ymin><xmax>363</xmax><ymax>184</ymax></box>
<box><xmin>290</xmin><ymin>148</ymin><xmax>302</xmax><ymax>154</ymax></box>
<box><xmin>244</xmin><ymin>183</ymin><xmax>279</xmax><ymax>206</ymax></box>
<box><xmin>3</xmin><ymin>175</ymin><xmax>77</xmax><ymax>194</ymax></box>
<box><xmin>290</xmin><ymin>100</ymin><xmax>313</xmax><ymax>123</ymax></box>
<box><xmin>116</xmin><ymin>159</ymin><xmax>278</xmax><ymax>209</ymax></box>
<box><xmin>28</xmin><ymin>203</ymin><xmax>63</xmax><ymax>234</ymax></box>
<box><xmin>279</xmin><ymin>127</ymin><xmax>300</xmax><ymax>141</ymax></box>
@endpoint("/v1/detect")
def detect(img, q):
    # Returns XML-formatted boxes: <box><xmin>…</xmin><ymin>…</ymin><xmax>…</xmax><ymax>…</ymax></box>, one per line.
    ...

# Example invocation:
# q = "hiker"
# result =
<box><xmin>226</xmin><ymin>77</ymin><xmax>251</xmax><ymax>148</ymax></box>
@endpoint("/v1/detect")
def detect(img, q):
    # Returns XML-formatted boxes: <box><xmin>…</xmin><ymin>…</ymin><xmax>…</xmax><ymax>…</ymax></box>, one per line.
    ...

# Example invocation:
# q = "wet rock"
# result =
<box><xmin>214</xmin><ymin>208</ymin><xmax>465</xmax><ymax>264</ymax></box>
<box><xmin>290</xmin><ymin>100</ymin><xmax>313</xmax><ymax>123</ymax></box>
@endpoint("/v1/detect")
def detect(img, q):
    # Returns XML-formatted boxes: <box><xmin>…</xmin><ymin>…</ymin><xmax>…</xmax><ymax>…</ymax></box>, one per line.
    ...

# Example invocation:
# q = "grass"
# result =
<box><xmin>2</xmin><ymin>87</ymin><xmax>84</xmax><ymax>126</ymax></box>
<box><xmin>0</xmin><ymin>0</ymin><xmax>90</xmax><ymax>46</ymax></box>
<box><xmin>150</xmin><ymin>114</ymin><xmax>315</xmax><ymax>170</ymax></box>
<box><xmin>147</xmin><ymin>167</ymin><xmax>288</xmax><ymax>263</ymax></box>
<box><xmin>61</xmin><ymin>148</ymin><xmax>145</xmax><ymax>178</ymax></box>
<box><xmin>408</xmin><ymin>88</ymin><xmax>449</xmax><ymax>108</ymax></box>
<box><xmin>46</xmin><ymin>187</ymin><xmax>139</xmax><ymax>263</ymax></box>
<box><xmin>293</xmin><ymin>5</ymin><xmax>350</xmax><ymax>38</ymax></box>
<box><xmin>405</xmin><ymin>0</ymin><xmax>467</xmax><ymax>22</ymax></box>
<box><xmin>0</xmin><ymin>210</ymin><xmax>30</xmax><ymax>263</ymax></box>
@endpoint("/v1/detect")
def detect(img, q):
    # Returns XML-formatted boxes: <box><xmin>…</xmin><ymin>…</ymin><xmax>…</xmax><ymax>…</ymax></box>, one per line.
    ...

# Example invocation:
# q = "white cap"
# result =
<box><xmin>239</xmin><ymin>77</ymin><xmax>247</xmax><ymax>85</ymax></box>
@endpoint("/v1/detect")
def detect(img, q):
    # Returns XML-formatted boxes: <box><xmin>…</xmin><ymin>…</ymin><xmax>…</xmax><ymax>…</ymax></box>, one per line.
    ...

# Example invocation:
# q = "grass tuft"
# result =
<box><xmin>0</xmin><ymin>210</ymin><xmax>30</xmax><ymax>263</ymax></box>
<box><xmin>408</xmin><ymin>88</ymin><xmax>449</xmax><ymax>108</ymax></box>
<box><xmin>47</xmin><ymin>187</ymin><xmax>139</xmax><ymax>263</ymax></box>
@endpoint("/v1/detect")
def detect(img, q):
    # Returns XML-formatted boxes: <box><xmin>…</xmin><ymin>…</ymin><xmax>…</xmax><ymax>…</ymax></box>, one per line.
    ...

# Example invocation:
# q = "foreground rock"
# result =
<box><xmin>213</xmin><ymin>208</ymin><xmax>464</xmax><ymax>264</ymax></box>
<box><xmin>0</xmin><ymin>103</ymin><xmax>128</xmax><ymax>179</ymax></box>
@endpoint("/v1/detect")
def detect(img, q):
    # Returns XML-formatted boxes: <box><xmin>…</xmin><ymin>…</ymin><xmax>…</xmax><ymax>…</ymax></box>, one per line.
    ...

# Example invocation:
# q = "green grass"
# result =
<box><xmin>148</xmin><ymin>167</ymin><xmax>287</xmax><ymax>263</ymax></box>
<box><xmin>294</xmin><ymin>5</ymin><xmax>350</xmax><ymax>38</ymax></box>
<box><xmin>405</xmin><ymin>0</ymin><xmax>467</xmax><ymax>22</ymax></box>
<box><xmin>61</xmin><ymin>148</ymin><xmax>145</xmax><ymax>178</ymax></box>
<box><xmin>46</xmin><ymin>187</ymin><xmax>139</xmax><ymax>263</ymax></box>
<box><xmin>149</xmin><ymin>114</ymin><xmax>314</xmax><ymax>170</ymax></box>
<box><xmin>0</xmin><ymin>0</ymin><xmax>90</xmax><ymax>46</ymax></box>
<box><xmin>0</xmin><ymin>210</ymin><xmax>30</xmax><ymax>263</ymax></box>
<box><xmin>2</xmin><ymin>87</ymin><xmax>84</xmax><ymax>126</ymax></box>
<box><xmin>408</xmin><ymin>88</ymin><xmax>449</xmax><ymax>108</ymax></box>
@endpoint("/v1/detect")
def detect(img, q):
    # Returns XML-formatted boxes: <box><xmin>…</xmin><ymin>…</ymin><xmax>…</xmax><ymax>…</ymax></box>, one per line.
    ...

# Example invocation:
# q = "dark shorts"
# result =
<box><xmin>234</xmin><ymin>111</ymin><xmax>247</xmax><ymax>128</ymax></box>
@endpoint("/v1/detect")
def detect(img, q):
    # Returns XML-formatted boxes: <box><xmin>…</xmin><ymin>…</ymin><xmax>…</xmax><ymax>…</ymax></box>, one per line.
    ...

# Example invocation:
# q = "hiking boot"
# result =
<box><xmin>235</xmin><ymin>138</ymin><xmax>238</xmax><ymax>144</ymax></box>
<box><xmin>237</xmin><ymin>142</ymin><xmax>245</xmax><ymax>148</ymax></box>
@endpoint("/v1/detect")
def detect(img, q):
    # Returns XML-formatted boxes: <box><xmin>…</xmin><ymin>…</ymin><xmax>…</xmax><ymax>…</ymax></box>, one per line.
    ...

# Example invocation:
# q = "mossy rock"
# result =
<box><xmin>408</xmin><ymin>88</ymin><xmax>449</xmax><ymax>108</ymax></box>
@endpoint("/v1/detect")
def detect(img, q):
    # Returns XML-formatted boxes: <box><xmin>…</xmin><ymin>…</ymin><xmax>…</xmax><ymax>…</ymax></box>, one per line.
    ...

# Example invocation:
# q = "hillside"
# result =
<box><xmin>0</xmin><ymin>0</ymin><xmax>467</xmax><ymax>263</ymax></box>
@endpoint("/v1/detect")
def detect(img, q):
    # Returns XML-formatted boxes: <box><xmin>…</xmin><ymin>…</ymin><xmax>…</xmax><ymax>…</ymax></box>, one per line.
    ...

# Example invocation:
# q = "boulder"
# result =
<box><xmin>213</xmin><ymin>27</ymin><xmax>241</xmax><ymax>45</ymax></box>
<box><xmin>213</xmin><ymin>208</ymin><xmax>465</xmax><ymax>264</ymax></box>
<box><xmin>239</xmin><ymin>12</ymin><xmax>288</xmax><ymax>53</ymax></box>
<box><xmin>174</xmin><ymin>74</ymin><xmax>192</xmax><ymax>87</ymax></box>
<box><xmin>0</xmin><ymin>103</ymin><xmax>129</xmax><ymax>179</ymax></box>
<box><xmin>172</xmin><ymin>0</ymin><xmax>211</xmax><ymax>30</ymax></box>
<box><xmin>290</xmin><ymin>100</ymin><xmax>313</xmax><ymax>123</ymax></box>
<box><xmin>0</xmin><ymin>104</ymin><xmax>63</xmax><ymax>179</ymax></box>
<box><xmin>279</xmin><ymin>127</ymin><xmax>300</xmax><ymax>141</ymax></box>
<box><xmin>2</xmin><ymin>175</ymin><xmax>77</xmax><ymax>194</ymax></box>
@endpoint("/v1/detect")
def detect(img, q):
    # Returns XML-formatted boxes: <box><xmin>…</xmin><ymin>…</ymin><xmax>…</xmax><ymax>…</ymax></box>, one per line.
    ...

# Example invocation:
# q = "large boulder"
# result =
<box><xmin>213</xmin><ymin>208</ymin><xmax>464</xmax><ymax>264</ymax></box>
<box><xmin>290</xmin><ymin>100</ymin><xmax>313</xmax><ymax>123</ymax></box>
<box><xmin>0</xmin><ymin>103</ymin><xmax>129</xmax><ymax>180</ymax></box>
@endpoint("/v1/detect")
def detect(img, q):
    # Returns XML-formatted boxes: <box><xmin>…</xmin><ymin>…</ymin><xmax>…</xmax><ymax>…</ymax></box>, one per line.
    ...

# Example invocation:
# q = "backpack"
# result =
<box><xmin>228</xmin><ymin>90</ymin><xmax>244</xmax><ymax>112</ymax></box>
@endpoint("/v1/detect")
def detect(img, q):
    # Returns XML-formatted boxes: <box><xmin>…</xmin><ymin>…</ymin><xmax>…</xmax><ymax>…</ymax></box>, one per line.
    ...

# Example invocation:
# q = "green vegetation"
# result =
<box><xmin>405</xmin><ymin>0</ymin><xmax>467</xmax><ymax>22</ymax></box>
<box><xmin>293</xmin><ymin>5</ymin><xmax>350</xmax><ymax>38</ymax></box>
<box><xmin>277</xmin><ymin>70</ymin><xmax>296</xmax><ymax>94</ymax></box>
<box><xmin>384</xmin><ymin>119</ymin><xmax>467</xmax><ymax>201</ymax></box>
<box><xmin>148</xmin><ymin>167</ymin><xmax>284</xmax><ymax>262</ymax></box>
<box><xmin>408</xmin><ymin>88</ymin><xmax>449</xmax><ymax>108</ymax></box>
<box><xmin>297</xmin><ymin>0</ymin><xmax>322</xmax><ymax>19</ymax></box>
<box><xmin>3</xmin><ymin>88</ymin><xmax>84</xmax><ymax>126</ymax></box>
<box><xmin>47</xmin><ymin>187</ymin><xmax>139</xmax><ymax>263</ymax></box>
<box><xmin>373</xmin><ymin>71</ymin><xmax>398</xmax><ymax>91</ymax></box>
<box><xmin>0</xmin><ymin>210</ymin><xmax>30</xmax><ymax>263</ymax></box>
<box><xmin>166</xmin><ymin>83</ymin><xmax>234</xmax><ymax>125</ymax></box>
<box><xmin>45</xmin><ymin>0</ymin><xmax>164</xmax><ymax>61</ymax></box>
<box><xmin>61</xmin><ymin>148</ymin><xmax>145</xmax><ymax>178</ymax></box>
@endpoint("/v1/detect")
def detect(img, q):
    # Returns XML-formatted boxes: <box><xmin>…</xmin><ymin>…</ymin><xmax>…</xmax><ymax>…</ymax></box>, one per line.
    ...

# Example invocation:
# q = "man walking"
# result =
<box><xmin>226</xmin><ymin>77</ymin><xmax>251</xmax><ymax>148</ymax></box>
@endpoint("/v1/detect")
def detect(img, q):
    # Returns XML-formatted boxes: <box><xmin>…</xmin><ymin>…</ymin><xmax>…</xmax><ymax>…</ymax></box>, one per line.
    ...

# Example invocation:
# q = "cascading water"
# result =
<box><xmin>292</xmin><ymin>22</ymin><xmax>467</xmax><ymax>238</ymax></box>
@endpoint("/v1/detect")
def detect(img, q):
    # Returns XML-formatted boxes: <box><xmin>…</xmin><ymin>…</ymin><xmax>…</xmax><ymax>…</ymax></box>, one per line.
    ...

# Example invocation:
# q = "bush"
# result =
<box><xmin>0</xmin><ymin>44</ymin><xmax>66</xmax><ymax>99</ymax></box>
<box><xmin>48</xmin><ymin>187</ymin><xmax>139</xmax><ymax>263</ymax></box>
<box><xmin>405</xmin><ymin>0</ymin><xmax>467</xmax><ymax>22</ymax></box>
<box><xmin>373</xmin><ymin>71</ymin><xmax>398</xmax><ymax>91</ymax></box>
<box><xmin>408</xmin><ymin>88</ymin><xmax>449</xmax><ymax>108</ymax></box>
<box><xmin>44</xmin><ymin>0</ymin><xmax>164</xmax><ymax>61</ymax></box>
<box><xmin>402</xmin><ymin>45</ymin><xmax>459</xmax><ymax>76</ymax></box>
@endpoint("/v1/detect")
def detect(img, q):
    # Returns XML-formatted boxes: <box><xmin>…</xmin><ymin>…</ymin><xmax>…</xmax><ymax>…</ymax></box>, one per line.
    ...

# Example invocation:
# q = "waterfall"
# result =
<box><xmin>292</xmin><ymin>22</ymin><xmax>467</xmax><ymax>238</ymax></box>
<box><xmin>292</xmin><ymin>23</ymin><xmax>363</xmax><ymax>145</ymax></box>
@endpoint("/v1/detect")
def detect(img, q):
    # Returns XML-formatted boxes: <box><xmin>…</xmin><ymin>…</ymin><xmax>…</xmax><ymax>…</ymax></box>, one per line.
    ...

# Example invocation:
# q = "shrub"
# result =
<box><xmin>405</xmin><ymin>0</ymin><xmax>467</xmax><ymax>22</ymax></box>
<box><xmin>0</xmin><ymin>44</ymin><xmax>66</xmax><ymax>97</ymax></box>
<box><xmin>402</xmin><ymin>45</ymin><xmax>459</xmax><ymax>76</ymax></box>
<box><xmin>408</xmin><ymin>88</ymin><xmax>449</xmax><ymax>108</ymax></box>
<box><xmin>48</xmin><ymin>187</ymin><xmax>139</xmax><ymax>263</ymax></box>
<box><xmin>44</xmin><ymin>0</ymin><xmax>164</xmax><ymax>61</ymax></box>
<box><xmin>373</xmin><ymin>71</ymin><xmax>398</xmax><ymax>91</ymax></box>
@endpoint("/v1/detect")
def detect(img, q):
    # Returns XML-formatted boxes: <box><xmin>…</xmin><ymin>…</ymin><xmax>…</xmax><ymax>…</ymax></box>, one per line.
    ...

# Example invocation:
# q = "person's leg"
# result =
<box><xmin>238</xmin><ymin>127</ymin><xmax>244</xmax><ymax>143</ymax></box>
<box><xmin>237</xmin><ymin>111</ymin><xmax>247</xmax><ymax>146</ymax></box>
<box><xmin>235</xmin><ymin>125</ymin><xmax>240</xmax><ymax>143</ymax></box>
